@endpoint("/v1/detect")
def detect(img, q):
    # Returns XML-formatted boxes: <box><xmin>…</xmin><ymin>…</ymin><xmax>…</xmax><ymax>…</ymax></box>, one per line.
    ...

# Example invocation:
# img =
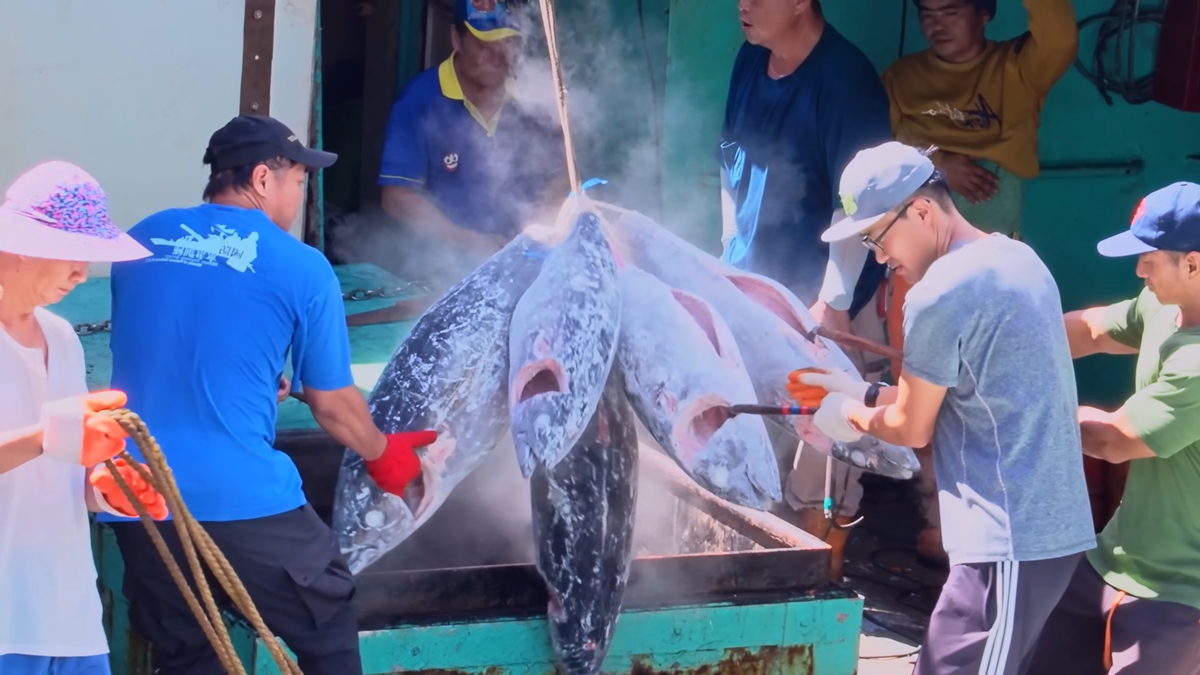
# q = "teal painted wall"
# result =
<box><xmin>559</xmin><ymin>0</ymin><xmax>1200</xmax><ymax>408</ymax></box>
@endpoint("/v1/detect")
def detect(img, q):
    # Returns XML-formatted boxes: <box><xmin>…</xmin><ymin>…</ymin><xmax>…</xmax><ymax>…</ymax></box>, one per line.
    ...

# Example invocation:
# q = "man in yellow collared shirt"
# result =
<box><xmin>881</xmin><ymin>0</ymin><xmax>1079</xmax><ymax>566</ymax></box>
<box><xmin>378</xmin><ymin>0</ymin><xmax>566</xmax><ymax>289</ymax></box>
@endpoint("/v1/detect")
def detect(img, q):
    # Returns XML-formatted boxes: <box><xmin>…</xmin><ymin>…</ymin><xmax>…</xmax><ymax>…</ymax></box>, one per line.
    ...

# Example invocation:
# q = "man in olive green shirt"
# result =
<box><xmin>1027</xmin><ymin>182</ymin><xmax>1200</xmax><ymax>675</ymax></box>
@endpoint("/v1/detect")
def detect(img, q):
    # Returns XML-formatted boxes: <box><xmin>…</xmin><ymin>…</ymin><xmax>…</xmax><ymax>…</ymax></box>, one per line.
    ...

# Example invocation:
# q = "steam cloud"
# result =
<box><xmin>338</xmin><ymin>0</ymin><xmax>764</xmax><ymax>607</ymax></box>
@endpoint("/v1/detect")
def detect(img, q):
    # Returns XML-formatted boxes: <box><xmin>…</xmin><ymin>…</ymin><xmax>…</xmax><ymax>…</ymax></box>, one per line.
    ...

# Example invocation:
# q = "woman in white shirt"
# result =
<box><xmin>0</xmin><ymin>161</ymin><xmax>168</xmax><ymax>675</ymax></box>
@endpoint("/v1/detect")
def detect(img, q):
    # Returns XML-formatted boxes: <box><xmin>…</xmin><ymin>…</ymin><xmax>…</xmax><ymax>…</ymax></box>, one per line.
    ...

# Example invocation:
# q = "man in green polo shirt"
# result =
<box><xmin>1027</xmin><ymin>181</ymin><xmax>1200</xmax><ymax>674</ymax></box>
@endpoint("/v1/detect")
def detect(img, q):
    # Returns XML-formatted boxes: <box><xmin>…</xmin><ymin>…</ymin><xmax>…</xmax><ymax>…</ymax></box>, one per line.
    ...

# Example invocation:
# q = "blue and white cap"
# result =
<box><xmin>821</xmin><ymin>141</ymin><xmax>936</xmax><ymax>243</ymax></box>
<box><xmin>1096</xmin><ymin>182</ymin><xmax>1200</xmax><ymax>257</ymax></box>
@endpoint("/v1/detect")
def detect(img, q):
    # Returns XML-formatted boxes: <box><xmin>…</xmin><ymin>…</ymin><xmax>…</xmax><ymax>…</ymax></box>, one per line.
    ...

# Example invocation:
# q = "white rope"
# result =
<box><xmin>536</xmin><ymin>0</ymin><xmax>580</xmax><ymax>194</ymax></box>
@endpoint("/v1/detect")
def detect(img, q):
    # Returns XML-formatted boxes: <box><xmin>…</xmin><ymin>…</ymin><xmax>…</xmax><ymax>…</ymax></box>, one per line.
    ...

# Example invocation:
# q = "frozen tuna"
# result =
<box><xmin>605</xmin><ymin>210</ymin><xmax>919</xmax><ymax>480</ymax></box>
<box><xmin>531</xmin><ymin>368</ymin><xmax>637</xmax><ymax>675</ymax></box>
<box><xmin>616</xmin><ymin>266</ymin><xmax>780</xmax><ymax>508</ymax></box>
<box><xmin>508</xmin><ymin>211</ymin><xmax>621</xmax><ymax>477</ymax></box>
<box><xmin>330</xmin><ymin>234</ymin><xmax>549</xmax><ymax>575</ymax></box>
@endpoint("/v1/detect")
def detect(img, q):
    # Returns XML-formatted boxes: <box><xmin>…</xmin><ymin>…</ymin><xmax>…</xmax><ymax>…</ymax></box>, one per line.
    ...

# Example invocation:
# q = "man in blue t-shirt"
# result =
<box><xmin>106</xmin><ymin>115</ymin><xmax>438</xmax><ymax>675</ymax></box>
<box><xmin>378</xmin><ymin>0</ymin><xmax>566</xmax><ymax>290</ymax></box>
<box><xmin>715</xmin><ymin>0</ymin><xmax>893</xmax><ymax>576</ymax></box>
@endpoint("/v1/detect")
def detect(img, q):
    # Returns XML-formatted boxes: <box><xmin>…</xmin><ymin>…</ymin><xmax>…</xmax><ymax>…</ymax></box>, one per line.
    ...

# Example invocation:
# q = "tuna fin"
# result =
<box><xmin>669</xmin><ymin>289</ymin><xmax>723</xmax><ymax>356</ymax></box>
<box><xmin>723</xmin><ymin>271</ymin><xmax>816</xmax><ymax>336</ymax></box>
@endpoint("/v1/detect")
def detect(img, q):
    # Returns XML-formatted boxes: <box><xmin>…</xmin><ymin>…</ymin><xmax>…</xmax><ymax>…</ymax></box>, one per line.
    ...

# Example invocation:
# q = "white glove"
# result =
<box><xmin>812</xmin><ymin>392</ymin><xmax>864</xmax><ymax>443</ymax></box>
<box><xmin>796</xmin><ymin>367</ymin><xmax>870</xmax><ymax>402</ymax></box>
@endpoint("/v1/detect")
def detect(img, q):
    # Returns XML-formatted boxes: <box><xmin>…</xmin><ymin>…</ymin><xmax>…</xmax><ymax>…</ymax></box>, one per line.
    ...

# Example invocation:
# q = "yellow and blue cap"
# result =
<box><xmin>455</xmin><ymin>0</ymin><xmax>522</xmax><ymax>42</ymax></box>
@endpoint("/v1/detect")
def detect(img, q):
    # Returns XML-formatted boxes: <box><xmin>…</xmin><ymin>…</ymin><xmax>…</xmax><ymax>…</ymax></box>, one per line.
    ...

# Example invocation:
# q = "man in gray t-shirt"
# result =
<box><xmin>797</xmin><ymin>141</ymin><xmax>1096</xmax><ymax>675</ymax></box>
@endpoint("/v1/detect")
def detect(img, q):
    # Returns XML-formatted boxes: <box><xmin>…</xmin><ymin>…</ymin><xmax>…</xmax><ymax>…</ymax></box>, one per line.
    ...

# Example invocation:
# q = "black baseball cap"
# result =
<box><xmin>203</xmin><ymin>115</ymin><xmax>337</xmax><ymax>172</ymax></box>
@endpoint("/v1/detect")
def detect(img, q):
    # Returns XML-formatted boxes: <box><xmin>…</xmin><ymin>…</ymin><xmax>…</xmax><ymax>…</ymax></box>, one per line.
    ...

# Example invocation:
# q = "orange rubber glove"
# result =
<box><xmin>89</xmin><ymin>458</ymin><xmax>169</xmax><ymax>520</ymax></box>
<box><xmin>40</xmin><ymin>390</ymin><xmax>130</xmax><ymax>466</ymax></box>
<box><xmin>786</xmin><ymin>368</ymin><xmax>833</xmax><ymax>408</ymax></box>
<box><xmin>367</xmin><ymin>431</ymin><xmax>438</xmax><ymax>497</ymax></box>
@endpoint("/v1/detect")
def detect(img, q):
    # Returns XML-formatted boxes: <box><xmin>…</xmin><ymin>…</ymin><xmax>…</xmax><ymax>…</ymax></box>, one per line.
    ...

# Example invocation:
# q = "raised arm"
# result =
<box><xmin>1015</xmin><ymin>0</ymin><xmax>1080</xmax><ymax>97</ymax></box>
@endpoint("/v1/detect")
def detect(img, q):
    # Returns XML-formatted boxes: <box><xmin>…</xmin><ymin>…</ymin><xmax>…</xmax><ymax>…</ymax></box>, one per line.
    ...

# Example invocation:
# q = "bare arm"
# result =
<box><xmin>1077</xmin><ymin>406</ymin><xmax>1156</xmax><ymax>463</ymax></box>
<box><xmin>0</xmin><ymin>424</ymin><xmax>44</xmax><ymax>474</ymax></box>
<box><xmin>304</xmin><ymin>385</ymin><xmax>387</xmax><ymax>462</ymax></box>
<box><xmin>381</xmin><ymin>185</ymin><xmax>507</xmax><ymax>254</ymax></box>
<box><xmin>847</xmin><ymin>370</ymin><xmax>947</xmax><ymax>449</ymax></box>
<box><xmin>1064</xmin><ymin>307</ymin><xmax>1138</xmax><ymax>358</ymax></box>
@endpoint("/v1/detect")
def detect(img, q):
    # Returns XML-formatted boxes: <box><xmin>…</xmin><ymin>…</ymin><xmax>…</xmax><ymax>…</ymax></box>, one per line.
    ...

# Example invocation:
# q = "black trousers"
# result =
<box><xmin>109</xmin><ymin>504</ymin><xmax>362</xmax><ymax>675</ymax></box>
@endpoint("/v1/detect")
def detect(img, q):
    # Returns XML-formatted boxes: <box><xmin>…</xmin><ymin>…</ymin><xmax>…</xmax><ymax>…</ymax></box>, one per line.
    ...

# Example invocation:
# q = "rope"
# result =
<box><xmin>99</xmin><ymin>409</ymin><xmax>303</xmax><ymax>675</ymax></box>
<box><xmin>536</xmin><ymin>0</ymin><xmax>580</xmax><ymax>194</ymax></box>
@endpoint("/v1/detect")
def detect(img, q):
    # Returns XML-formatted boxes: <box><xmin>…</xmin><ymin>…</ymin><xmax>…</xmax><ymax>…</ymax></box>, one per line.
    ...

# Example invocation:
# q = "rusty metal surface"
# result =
<box><xmin>239</xmin><ymin>0</ymin><xmax>275</xmax><ymax>115</ymax></box>
<box><xmin>629</xmin><ymin>644</ymin><xmax>816</xmax><ymax>675</ymax></box>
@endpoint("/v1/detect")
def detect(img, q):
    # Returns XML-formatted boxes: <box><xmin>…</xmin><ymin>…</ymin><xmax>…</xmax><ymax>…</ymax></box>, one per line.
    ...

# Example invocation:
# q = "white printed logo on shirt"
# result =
<box><xmin>149</xmin><ymin>224</ymin><xmax>259</xmax><ymax>273</ymax></box>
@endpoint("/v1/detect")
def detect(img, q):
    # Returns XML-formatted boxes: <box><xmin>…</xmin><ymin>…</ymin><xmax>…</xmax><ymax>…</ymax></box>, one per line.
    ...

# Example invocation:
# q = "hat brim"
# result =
<box><xmin>283</xmin><ymin>145</ymin><xmax>338</xmax><ymax>170</ymax></box>
<box><xmin>821</xmin><ymin>210</ymin><xmax>890</xmax><ymax>243</ymax></box>
<box><xmin>466</xmin><ymin>22</ymin><xmax>521</xmax><ymax>42</ymax></box>
<box><xmin>1097</xmin><ymin>230</ymin><xmax>1156</xmax><ymax>258</ymax></box>
<box><xmin>0</xmin><ymin>208</ymin><xmax>152</xmax><ymax>263</ymax></box>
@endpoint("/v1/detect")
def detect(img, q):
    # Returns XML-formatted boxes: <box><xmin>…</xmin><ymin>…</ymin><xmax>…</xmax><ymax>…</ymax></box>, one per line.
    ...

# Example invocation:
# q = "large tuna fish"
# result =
<box><xmin>331</xmin><ymin>233</ymin><xmax>549</xmax><ymax>574</ymax></box>
<box><xmin>605</xmin><ymin>209</ymin><xmax>919</xmax><ymax>480</ymax></box>
<box><xmin>616</xmin><ymin>265</ymin><xmax>780</xmax><ymax>508</ymax></box>
<box><xmin>530</xmin><ymin>368</ymin><xmax>637</xmax><ymax>675</ymax></box>
<box><xmin>508</xmin><ymin>211</ymin><xmax>621</xmax><ymax>477</ymax></box>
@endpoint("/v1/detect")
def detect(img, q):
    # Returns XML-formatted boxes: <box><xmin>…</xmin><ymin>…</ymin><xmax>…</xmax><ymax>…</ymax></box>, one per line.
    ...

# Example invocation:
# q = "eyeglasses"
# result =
<box><xmin>861</xmin><ymin>202</ymin><xmax>911</xmax><ymax>254</ymax></box>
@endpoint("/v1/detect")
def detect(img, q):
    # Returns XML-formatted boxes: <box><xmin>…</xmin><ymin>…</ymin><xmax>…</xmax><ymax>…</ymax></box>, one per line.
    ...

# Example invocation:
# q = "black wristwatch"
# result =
<box><xmin>864</xmin><ymin>382</ymin><xmax>883</xmax><ymax>407</ymax></box>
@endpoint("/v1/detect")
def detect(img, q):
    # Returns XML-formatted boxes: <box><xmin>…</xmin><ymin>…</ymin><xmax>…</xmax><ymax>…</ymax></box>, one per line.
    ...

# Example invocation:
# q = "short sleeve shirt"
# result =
<box><xmin>902</xmin><ymin>234</ymin><xmax>1097</xmax><ymax>565</ymax></box>
<box><xmin>715</xmin><ymin>26</ymin><xmax>892</xmax><ymax>314</ymax></box>
<box><xmin>379</xmin><ymin>53</ymin><xmax>566</xmax><ymax>238</ymax></box>
<box><xmin>106</xmin><ymin>203</ymin><xmax>355</xmax><ymax>522</ymax></box>
<box><xmin>1088</xmin><ymin>288</ymin><xmax>1200</xmax><ymax>610</ymax></box>
<box><xmin>0</xmin><ymin>308</ymin><xmax>108</xmax><ymax>657</ymax></box>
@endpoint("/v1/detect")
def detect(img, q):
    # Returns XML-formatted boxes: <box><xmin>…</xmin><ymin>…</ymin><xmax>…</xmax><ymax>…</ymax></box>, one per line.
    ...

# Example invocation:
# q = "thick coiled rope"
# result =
<box><xmin>99</xmin><ymin>408</ymin><xmax>303</xmax><ymax>675</ymax></box>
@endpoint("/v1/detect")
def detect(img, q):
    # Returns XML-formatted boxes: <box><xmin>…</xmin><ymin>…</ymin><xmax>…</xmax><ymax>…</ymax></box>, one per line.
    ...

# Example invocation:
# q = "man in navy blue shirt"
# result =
<box><xmin>378</xmin><ymin>0</ymin><xmax>566</xmax><ymax>290</ymax></box>
<box><xmin>105</xmin><ymin>115</ymin><xmax>438</xmax><ymax>675</ymax></box>
<box><xmin>716</xmin><ymin>0</ymin><xmax>893</xmax><ymax>578</ymax></box>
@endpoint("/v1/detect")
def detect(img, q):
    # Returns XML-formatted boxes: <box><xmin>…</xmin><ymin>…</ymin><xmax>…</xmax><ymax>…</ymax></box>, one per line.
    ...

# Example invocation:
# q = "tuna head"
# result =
<box><xmin>604</xmin><ymin>210</ymin><xmax>919</xmax><ymax>481</ymax></box>
<box><xmin>508</xmin><ymin>211</ymin><xmax>621</xmax><ymax>478</ymax></box>
<box><xmin>616</xmin><ymin>266</ymin><xmax>782</xmax><ymax>509</ymax></box>
<box><xmin>334</xmin><ymin>429</ymin><xmax>470</xmax><ymax>574</ymax></box>
<box><xmin>332</xmin><ymin>233</ymin><xmax>547</xmax><ymax>574</ymax></box>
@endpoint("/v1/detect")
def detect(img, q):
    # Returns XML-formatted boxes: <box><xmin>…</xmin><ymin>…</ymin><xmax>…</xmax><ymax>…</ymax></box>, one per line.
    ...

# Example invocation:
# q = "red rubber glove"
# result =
<box><xmin>89</xmin><ymin>458</ymin><xmax>169</xmax><ymax>520</ymax></box>
<box><xmin>366</xmin><ymin>431</ymin><xmax>437</xmax><ymax>497</ymax></box>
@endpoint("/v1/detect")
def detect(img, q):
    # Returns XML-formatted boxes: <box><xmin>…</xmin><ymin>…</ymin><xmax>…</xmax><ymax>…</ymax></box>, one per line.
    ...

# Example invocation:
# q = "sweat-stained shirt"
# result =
<box><xmin>1089</xmin><ymin>288</ymin><xmax>1200</xmax><ymax>610</ymax></box>
<box><xmin>902</xmin><ymin>234</ymin><xmax>1096</xmax><ymax>565</ymax></box>
<box><xmin>882</xmin><ymin>0</ymin><xmax>1079</xmax><ymax>179</ymax></box>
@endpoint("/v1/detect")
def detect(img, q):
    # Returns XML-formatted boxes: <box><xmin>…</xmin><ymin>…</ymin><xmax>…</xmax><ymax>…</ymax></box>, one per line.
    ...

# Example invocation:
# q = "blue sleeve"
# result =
<box><xmin>379</xmin><ymin>89</ymin><xmax>429</xmax><ymax>187</ymax></box>
<box><xmin>901</xmin><ymin>284</ymin><xmax>965</xmax><ymax>388</ymax></box>
<box><xmin>291</xmin><ymin>266</ymin><xmax>355</xmax><ymax>392</ymax></box>
<box><xmin>715</xmin><ymin>43</ymin><xmax>749</xmax><ymax>165</ymax></box>
<box><xmin>818</xmin><ymin>62</ymin><xmax>893</xmax><ymax>206</ymax></box>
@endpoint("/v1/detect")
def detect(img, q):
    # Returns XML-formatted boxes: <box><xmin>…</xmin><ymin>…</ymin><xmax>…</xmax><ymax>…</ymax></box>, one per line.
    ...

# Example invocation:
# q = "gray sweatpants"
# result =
<box><xmin>914</xmin><ymin>553</ymin><xmax>1081</xmax><ymax>675</ymax></box>
<box><xmin>1025</xmin><ymin>557</ymin><xmax>1200</xmax><ymax>675</ymax></box>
